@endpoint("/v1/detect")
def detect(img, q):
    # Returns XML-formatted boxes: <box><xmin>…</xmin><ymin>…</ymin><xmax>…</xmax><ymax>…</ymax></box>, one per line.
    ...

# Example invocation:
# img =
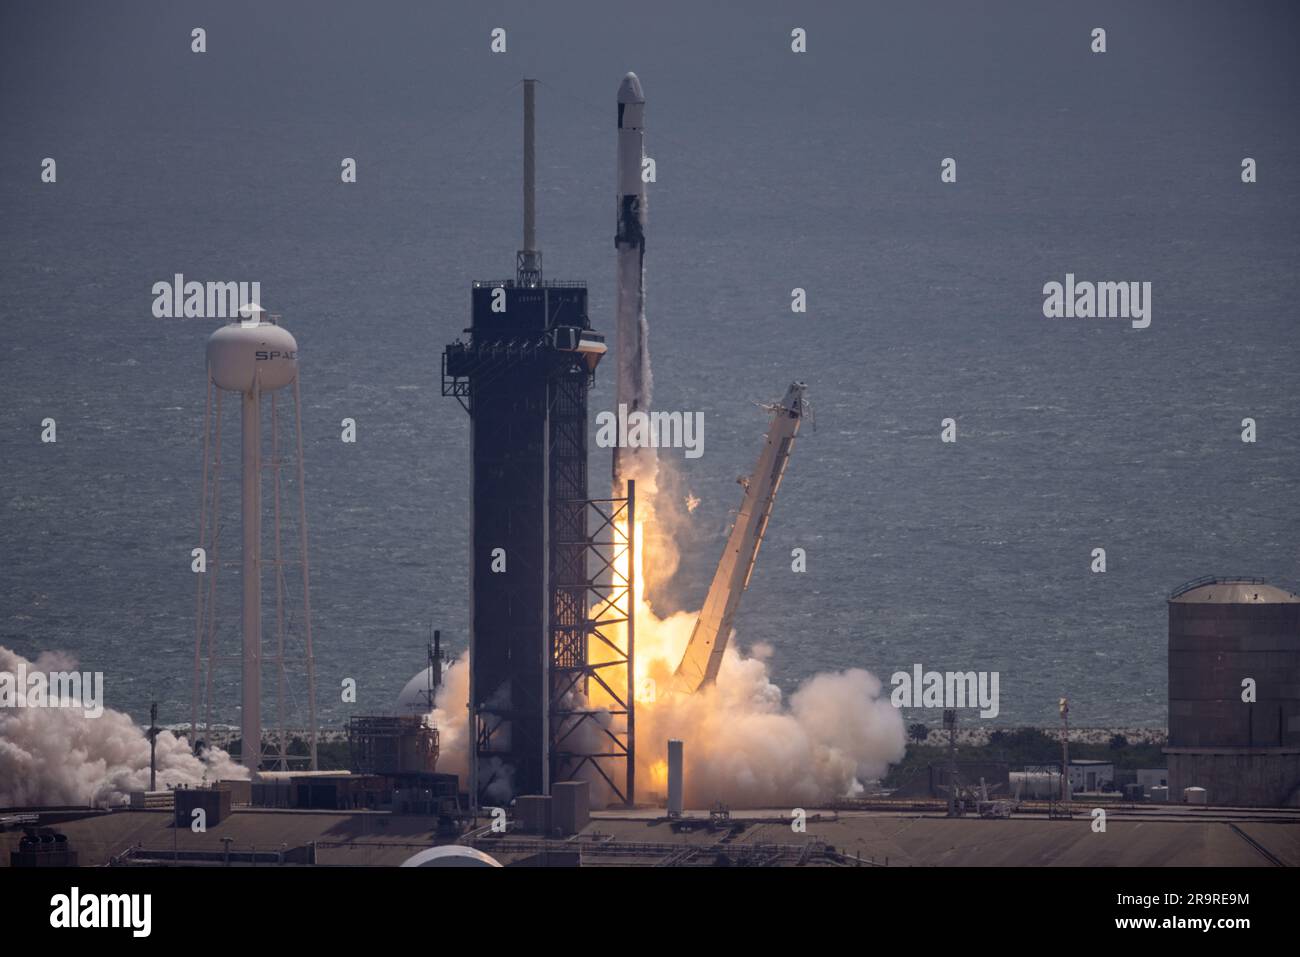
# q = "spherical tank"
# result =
<box><xmin>1168</xmin><ymin>578</ymin><xmax>1300</xmax><ymax>749</ymax></box>
<box><xmin>206</xmin><ymin>319</ymin><xmax>298</xmax><ymax>393</ymax></box>
<box><xmin>396</xmin><ymin>664</ymin><xmax>447</xmax><ymax>714</ymax></box>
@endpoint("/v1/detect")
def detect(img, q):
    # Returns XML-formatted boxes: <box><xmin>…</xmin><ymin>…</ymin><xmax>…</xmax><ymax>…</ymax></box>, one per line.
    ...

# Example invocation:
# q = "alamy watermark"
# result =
<box><xmin>50</xmin><ymin>887</ymin><xmax>150</xmax><ymax>937</ymax></box>
<box><xmin>0</xmin><ymin>664</ymin><xmax>104</xmax><ymax>718</ymax></box>
<box><xmin>151</xmin><ymin>274</ymin><xmax>262</xmax><ymax>319</ymax></box>
<box><xmin>595</xmin><ymin>404</ymin><xmax>704</xmax><ymax>459</ymax></box>
<box><xmin>890</xmin><ymin>664</ymin><xmax>1000</xmax><ymax>718</ymax></box>
<box><xmin>1042</xmin><ymin>273</ymin><xmax>1151</xmax><ymax>329</ymax></box>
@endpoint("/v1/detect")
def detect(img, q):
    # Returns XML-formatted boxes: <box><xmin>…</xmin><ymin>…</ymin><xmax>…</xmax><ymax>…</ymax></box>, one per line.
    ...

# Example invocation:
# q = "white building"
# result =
<box><xmin>1067</xmin><ymin>759</ymin><xmax>1115</xmax><ymax>793</ymax></box>
<box><xmin>1136</xmin><ymin>768</ymin><xmax>1168</xmax><ymax>797</ymax></box>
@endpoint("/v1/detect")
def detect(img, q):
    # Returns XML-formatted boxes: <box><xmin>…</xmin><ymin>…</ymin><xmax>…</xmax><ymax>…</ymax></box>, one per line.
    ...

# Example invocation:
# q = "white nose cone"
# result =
<box><xmin>206</xmin><ymin>319</ymin><xmax>299</xmax><ymax>393</ymax></box>
<box><xmin>618</xmin><ymin>72</ymin><xmax>645</xmax><ymax>135</ymax></box>
<box><xmin>618</xmin><ymin>71</ymin><xmax>644</xmax><ymax>105</ymax></box>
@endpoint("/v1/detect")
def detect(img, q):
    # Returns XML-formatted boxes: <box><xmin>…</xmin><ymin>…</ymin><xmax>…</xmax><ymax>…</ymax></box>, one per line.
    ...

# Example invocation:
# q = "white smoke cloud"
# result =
<box><xmin>0</xmin><ymin>645</ymin><xmax>247</xmax><ymax>808</ymax></box>
<box><xmin>426</xmin><ymin>657</ymin><xmax>524</xmax><ymax>806</ymax></box>
<box><xmin>620</xmin><ymin>446</ymin><xmax>906</xmax><ymax>807</ymax></box>
<box><xmin>632</xmin><ymin>628</ymin><xmax>905</xmax><ymax>807</ymax></box>
<box><xmin>430</xmin><ymin>656</ymin><xmax>469</xmax><ymax>783</ymax></box>
<box><xmin>428</xmin><ymin>629</ymin><xmax>905</xmax><ymax>809</ymax></box>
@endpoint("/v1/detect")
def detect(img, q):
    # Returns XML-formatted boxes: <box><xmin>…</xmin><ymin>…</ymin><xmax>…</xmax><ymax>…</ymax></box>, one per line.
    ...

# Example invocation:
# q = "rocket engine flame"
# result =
<box><xmin>585</xmin><ymin>501</ymin><xmax>905</xmax><ymax>809</ymax></box>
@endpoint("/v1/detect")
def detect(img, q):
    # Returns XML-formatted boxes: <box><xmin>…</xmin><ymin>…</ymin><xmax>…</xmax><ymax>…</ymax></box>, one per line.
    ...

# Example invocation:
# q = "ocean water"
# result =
<box><xmin>1</xmin><ymin>0</ymin><xmax>1297</xmax><ymax>731</ymax></box>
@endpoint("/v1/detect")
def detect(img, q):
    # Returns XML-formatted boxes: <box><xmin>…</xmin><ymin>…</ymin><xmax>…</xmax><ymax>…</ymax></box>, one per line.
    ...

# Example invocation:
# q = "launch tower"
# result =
<box><xmin>443</xmin><ymin>80</ymin><xmax>636</xmax><ymax>807</ymax></box>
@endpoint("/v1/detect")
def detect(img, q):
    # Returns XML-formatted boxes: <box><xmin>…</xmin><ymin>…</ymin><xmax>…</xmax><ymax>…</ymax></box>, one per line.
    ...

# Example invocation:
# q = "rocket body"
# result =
<box><xmin>615</xmin><ymin>72</ymin><xmax>653</xmax><ymax>486</ymax></box>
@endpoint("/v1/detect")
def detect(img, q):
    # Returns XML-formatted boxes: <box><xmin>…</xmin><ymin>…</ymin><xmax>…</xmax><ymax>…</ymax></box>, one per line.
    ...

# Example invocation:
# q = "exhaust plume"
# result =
<box><xmin>0</xmin><ymin>645</ymin><xmax>247</xmax><ymax>808</ymax></box>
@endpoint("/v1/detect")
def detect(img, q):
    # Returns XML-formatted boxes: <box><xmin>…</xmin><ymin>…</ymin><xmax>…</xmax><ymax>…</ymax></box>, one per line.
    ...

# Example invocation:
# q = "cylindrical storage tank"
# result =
<box><xmin>667</xmin><ymin>739</ymin><xmax>683</xmax><ymax>815</ymax></box>
<box><xmin>206</xmin><ymin>318</ymin><xmax>298</xmax><ymax>394</ymax></box>
<box><xmin>1009</xmin><ymin>771</ymin><xmax>1062</xmax><ymax>800</ymax></box>
<box><xmin>1168</xmin><ymin>578</ymin><xmax>1300</xmax><ymax>748</ymax></box>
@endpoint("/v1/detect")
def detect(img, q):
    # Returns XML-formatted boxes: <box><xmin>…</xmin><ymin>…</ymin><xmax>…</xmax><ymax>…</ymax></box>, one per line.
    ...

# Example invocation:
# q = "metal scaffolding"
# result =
<box><xmin>347</xmin><ymin>715</ymin><xmax>440</xmax><ymax>776</ymax></box>
<box><xmin>550</xmin><ymin>483</ymin><xmax>636</xmax><ymax>806</ymax></box>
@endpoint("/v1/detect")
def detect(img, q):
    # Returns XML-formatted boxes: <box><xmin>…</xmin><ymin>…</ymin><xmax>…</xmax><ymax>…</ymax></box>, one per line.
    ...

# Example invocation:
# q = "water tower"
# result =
<box><xmin>191</xmin><ymin>305</ymin><xmax>318</xmax><ymax>771</ymax></box>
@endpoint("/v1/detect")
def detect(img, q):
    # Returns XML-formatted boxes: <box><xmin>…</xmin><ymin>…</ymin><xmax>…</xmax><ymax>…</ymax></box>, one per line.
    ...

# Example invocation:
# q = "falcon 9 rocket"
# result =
<box><xmin>614</xmin><ymin>72</ymin><xmax>653</xmax><ymax>488</ymax></box>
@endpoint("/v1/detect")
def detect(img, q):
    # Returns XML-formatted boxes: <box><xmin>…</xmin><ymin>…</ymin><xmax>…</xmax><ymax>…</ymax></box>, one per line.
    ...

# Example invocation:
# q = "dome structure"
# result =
<box><xmin>397</xmin><ymin>664</ymin><xmax>447</xmax><ymax>714</ymax></box>
<box><xmin>400</xmin><ymin>846</ymin><xmax>502</xmax><ymax>867</ymax></box>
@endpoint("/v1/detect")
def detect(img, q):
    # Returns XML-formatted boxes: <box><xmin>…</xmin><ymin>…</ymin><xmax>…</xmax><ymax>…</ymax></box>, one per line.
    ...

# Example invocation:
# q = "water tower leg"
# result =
<box><xmin>192</xmin><ymin>376</ymin><xmax>213</xmax><ymax>746</ymax></box>
<box><xmin>292</xmin><ymin>375</ymin><xmax>319</xmax><ymax>770</ymax></box>
<box><xmin>241</xmin><ymin>383</ymin><xmax>262</xmax><ymax>770</ymax></box>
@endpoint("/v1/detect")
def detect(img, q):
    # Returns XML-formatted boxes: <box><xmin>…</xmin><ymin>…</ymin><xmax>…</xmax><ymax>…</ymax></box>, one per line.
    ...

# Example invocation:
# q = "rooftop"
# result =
<box><xmin>471</xmin><ymin>279</ymin><xmax>586</xmax><ymax>289</ymax></box>
<box><xmin>1169</xmin><ymin>577</ymin><xmax>1299</xmax><ymax>604</ymax></box>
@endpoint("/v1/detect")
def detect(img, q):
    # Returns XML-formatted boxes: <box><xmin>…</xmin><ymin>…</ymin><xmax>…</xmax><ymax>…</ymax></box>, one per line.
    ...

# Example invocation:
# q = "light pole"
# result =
<box><xmin>944</xmin><ymin>708</ymin><xmax>958</xmax><ymax>816</ymax></box>
<box><xmin>1059</xmin><ymin>696</ymin><xmax>1071</xmax><ymax>803</ymax></box>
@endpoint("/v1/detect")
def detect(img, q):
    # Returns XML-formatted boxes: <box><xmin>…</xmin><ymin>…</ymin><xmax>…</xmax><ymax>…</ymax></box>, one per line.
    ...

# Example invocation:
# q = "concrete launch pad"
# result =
<box><xmin>6</xmin><ymin>804</ymin><xmax>1296</xmax><ymax>868</ymax></box>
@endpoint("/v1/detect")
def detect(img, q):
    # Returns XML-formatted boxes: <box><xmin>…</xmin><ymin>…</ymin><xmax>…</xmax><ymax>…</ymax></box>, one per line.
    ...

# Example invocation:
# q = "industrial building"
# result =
<box><xmin>1166</xmin><ymin>577</ymin><xmax>1300</xmax><ymax>807</ymax></box>
<box><xmin>1136</xmin><ymin>768</ymin><xmax>1169</xmax><ymax>797</ymax></box>
<box><xmin>8</xmin><ymin>828</ymin><xmax>77</xmax><ymax>867</ymax></box>
<box><xmin>347</xmin><ymin>714</ymin><xmax>438</xmax><ymax>776</ymax></box>
<box><xmin>174</xmin><ymin>786</ymin><xmax>232</xmax><ymax>827</ymax></box>
<box><xmin>1067</xmin><ymin>760</ymin><xmax>1115</xmax><ymax>794</ymax></box>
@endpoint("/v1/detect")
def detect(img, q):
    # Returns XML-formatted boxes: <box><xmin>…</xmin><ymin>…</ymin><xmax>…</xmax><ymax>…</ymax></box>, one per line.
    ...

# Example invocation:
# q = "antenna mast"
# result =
<box><xmin>517</xmin><ymin>78</ymin><xmax>542</xmax><ymax>286</ymax></box>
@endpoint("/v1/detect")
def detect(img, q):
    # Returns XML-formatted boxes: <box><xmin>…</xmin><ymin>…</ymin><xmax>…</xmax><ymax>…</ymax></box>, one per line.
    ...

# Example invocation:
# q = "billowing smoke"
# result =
<box><xmin>430</xmin><ymin>621</ymin><xmax>905</xmax><ymax>808</ymax></box>
<box><xmin>624</xmin><ymin>606</ymin><xmax>906</xmax><ymax>807</ymax></box>
<box><xmin>0</xmin><ymin>645</ymin><xmax>247</xmax><ymax>808</ymax></box>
